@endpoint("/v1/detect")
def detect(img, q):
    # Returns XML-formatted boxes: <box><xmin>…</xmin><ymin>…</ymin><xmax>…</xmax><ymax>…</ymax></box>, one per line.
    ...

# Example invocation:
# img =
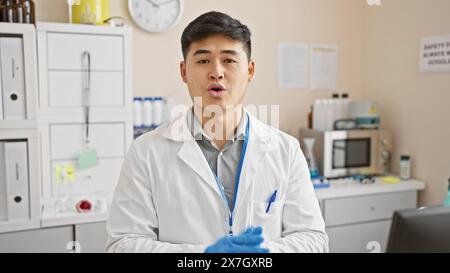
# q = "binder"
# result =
<box><xmin>0</xmin><ymin>63</ymin><xmax>3</xmax><ymax>120</ymax></box>
<box><xmin>0</xmin><ymin>142</ymin><xmax>7</xmax><ymax>221</ymax></box>
<box><xmin>3</xmin><ymin>141</ymin><xmax>30</xmax><ymax>221</ymax></box>
<box><xmin>0</xmin><ymin>37</ymin><xmax>26</xmax><ymax>120</ymax></box>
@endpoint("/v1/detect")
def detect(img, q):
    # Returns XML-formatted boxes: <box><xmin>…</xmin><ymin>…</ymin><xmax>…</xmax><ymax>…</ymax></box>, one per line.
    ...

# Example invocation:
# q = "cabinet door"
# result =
<box><xmin>75</xmin><ymin>222</ymin><xmax>107</xmax><ymax>253</ymax></box>
<box><xmin>324</xmin><ymin>191</ymin><xmax>417</xmax><ymax>226</ymax></box>
<box><xmin>47</xmin><ymin>33</ymin><xmax>123</xmax><ymax>71</ymax></box>
<box><xmin>326</xmin><ymin>220</ymin><xmax>392</xmax><ymax>253</ymax></box>
<box><xmin>0</xmin><ymin>226</ymin><xmax>74</xmax><ymax>253</ymax></box>
<box><xmin>50</xmin><ymin>123</ymin><xmax>125</xmax><ymax>160</ymax></box>
<box><xmin>48</xmin><ymin>71</ymin><xmax>124</xmax><ymax>107</ymax></box>
<box><xmin>51</xmin><ymin>158</ymin><xmax>123</xmax><ymax>196</ymax></box>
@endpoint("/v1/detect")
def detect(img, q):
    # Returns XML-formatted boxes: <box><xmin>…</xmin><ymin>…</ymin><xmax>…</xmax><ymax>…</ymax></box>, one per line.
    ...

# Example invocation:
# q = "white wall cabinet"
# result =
<box><xmin>36</xmin><ymin>23</ymin><xmax>133</xmax><ymax>228</ymax></box>
<box><xmin>0</xmin><ymin>23</ymin><xmax>41</xmax><ymax>234</ymax></box>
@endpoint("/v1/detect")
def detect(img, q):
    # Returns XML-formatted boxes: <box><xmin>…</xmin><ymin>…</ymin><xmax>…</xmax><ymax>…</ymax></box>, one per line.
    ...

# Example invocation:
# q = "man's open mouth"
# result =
<box><xmin>207</xmin><ymin>84</ymin><xmax>226</xmax><ymax>97</ymax></box>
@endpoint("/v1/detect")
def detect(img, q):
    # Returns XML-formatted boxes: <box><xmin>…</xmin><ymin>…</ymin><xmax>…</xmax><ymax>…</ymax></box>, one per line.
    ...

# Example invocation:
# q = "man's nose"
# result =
<box><xmin>208</xmin><ymin>64</ymin><xmax>224</xmax><ymax>80</ymax></box>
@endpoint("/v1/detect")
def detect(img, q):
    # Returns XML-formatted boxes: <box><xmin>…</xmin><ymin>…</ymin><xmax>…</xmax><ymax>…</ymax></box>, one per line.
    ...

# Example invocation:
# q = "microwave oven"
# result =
<box><xmin>299</xmin><ymin>129</ymin><xmax>392</xmax><ymax>178</ymax></box>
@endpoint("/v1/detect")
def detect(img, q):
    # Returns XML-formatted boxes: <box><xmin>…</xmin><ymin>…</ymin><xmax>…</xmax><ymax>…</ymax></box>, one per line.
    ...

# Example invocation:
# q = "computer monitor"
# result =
<box><xmin>387</xmin><ymin>205</ymin><xmax>450</xmax><ymax>253</ymax></box>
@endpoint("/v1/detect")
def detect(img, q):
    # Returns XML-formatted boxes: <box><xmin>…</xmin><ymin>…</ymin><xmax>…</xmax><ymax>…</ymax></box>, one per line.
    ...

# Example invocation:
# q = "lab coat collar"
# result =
<box><xmin>186</xmin><ymin>107</ymin><xmax>248</xmax><ymax>143</ymax></box>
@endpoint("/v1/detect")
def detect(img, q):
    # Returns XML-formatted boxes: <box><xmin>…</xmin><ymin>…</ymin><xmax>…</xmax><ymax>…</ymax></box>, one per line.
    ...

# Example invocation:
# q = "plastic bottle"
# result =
<box><xmin>340</xmin><ymin>93</ymin><xmax>350</xmax><ymax>120</ymax></box>
<box><xmin>444</xmin><ymin>178</ymin><xmax>450</xmax><ymax>206</ymax></box>
<box><xmin>324</xmin><ymin>98</ymin><xmax>334</xmax><ymax>131</ymax></box>
<box><xmin>152</xmin><ymin>97</ymin><xmax>163</xmax><ymax>127</ymax></box>
<box><xmin>303</xmin><ymin>138</ymin><xmax>320</xmax><ymax>178</ymax></box>
<box><xmin>331</xmin><ymin>94</ymin><xmax>340</xmax><ymax>130</ymax></box>
<box><xmin>399</xmin><ymin>155</ymin><xmax>411</xmax><ymax>180</ymax></box>
<box><xmin>142</xmin><ymin>97</ymin><xmax>153</xmax><ymax>129</ymax></box>
<box><xmin>133</xmin><ymin>97</ymin><xmax>143</xmax><ymax>128</ymax></box>
<box><xmin>313</xmin><ymin>100</ymin><xmax>322</xmax><ymax>131</ymax></box>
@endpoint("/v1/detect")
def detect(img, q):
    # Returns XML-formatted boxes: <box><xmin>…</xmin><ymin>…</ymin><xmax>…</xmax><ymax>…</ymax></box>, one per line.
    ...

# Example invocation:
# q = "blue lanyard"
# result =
<box><xmin>212</xmin><ymin>113</ymin><xmax>250</xmax><ymax>236</ymax></box>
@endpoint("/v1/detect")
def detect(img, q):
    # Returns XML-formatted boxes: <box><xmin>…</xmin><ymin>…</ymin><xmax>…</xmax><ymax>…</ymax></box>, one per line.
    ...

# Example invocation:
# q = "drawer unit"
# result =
<box><xmin>0</xmin><ymin>226</ymin><xmax>74</xmax><ymax>253</ymax></box>
<box><xmin>74</xmin><ymin>222</ymin><xmax>107</xmax><ymax>253</ymax></box>
<box><xmin>49</xmin><ymin>123</ymin><xmax>125</xmax><ymax>160</ymax></box>
<box><xmin>51</xmin><ymin>158</ymin><xmax>123</xmax><ymax>196</ymax></box>
<box><xmin>323</xmin><ymin>191</ymin><xmax>417</xmax><ymax>227</ymax></box>
<box><xmin>48</xmin><ymin>71</ymin><xmax>124</xmax><ymax>107</ymax></box>
<box><xmin>47</xmin><ymin>33</ymin><xmax>123</xmax><ymax>71</ymax></box>
<box><xmin>326</xmin><ymin>220</ymin><xmax>392</xmax><ymax>253</ymax></box>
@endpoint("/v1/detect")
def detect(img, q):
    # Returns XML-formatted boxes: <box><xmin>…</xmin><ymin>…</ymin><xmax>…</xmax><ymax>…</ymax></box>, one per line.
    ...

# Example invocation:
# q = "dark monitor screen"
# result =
<box><xmin>387</xmin><ymin>205</ymin><xmax>450</xmax><ymax>253</ymax></box>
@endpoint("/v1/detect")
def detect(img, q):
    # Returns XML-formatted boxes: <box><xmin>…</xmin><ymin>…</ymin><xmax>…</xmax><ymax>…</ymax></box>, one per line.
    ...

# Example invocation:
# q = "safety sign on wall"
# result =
<box><xmin>419</xmin><ymin>34</ymin><xmax>450</xmax><ymax>73</ymax></box>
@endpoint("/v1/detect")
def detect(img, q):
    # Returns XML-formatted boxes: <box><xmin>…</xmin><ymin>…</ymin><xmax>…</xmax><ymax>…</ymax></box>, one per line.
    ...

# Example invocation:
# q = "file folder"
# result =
<box><xmin>0</xmin><ymin>65</ymin><xmax>3</xmax><ymax>120</ymax></box>
<box><xmin>3</xmin><ymin>141</ymin><xmax>30</xmax><ymax>221</ymax></box>
<box><xmin>0</xmin><ymin>37</ymin><xmax>26</xmax><ymax>120</ymax></box>
<box><xmin>0</xmin><ymin>142</ymin><xmax>7</xmax><ymax>221</ymax></box>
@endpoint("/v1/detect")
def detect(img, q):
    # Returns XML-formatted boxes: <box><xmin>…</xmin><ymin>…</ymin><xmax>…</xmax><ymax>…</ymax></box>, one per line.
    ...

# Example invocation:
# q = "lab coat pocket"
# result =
<box><xmin>250</xmin><ymin>199</ymin><xmax>283</xmax><ymax>241</ymax></box>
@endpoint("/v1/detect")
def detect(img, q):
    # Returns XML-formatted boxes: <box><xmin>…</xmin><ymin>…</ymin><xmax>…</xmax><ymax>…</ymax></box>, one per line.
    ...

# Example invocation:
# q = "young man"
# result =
<box><xmin>106</xmin><ymin>11</ymin><xmax>328</xmax><ymax>253</ymax></box>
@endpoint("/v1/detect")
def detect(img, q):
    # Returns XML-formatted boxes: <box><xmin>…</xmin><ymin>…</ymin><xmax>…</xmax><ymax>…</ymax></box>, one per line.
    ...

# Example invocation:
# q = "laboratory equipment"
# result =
<box><xmin>300</xmin><ymin>128</ymin><xmax>392</xmax><ymax>178</ymax></box>
<box><xmin>348</xmin><ymin>101</ymin><xmax>381</xmax><ymax>129</ymax></box>
<box><xmin>70</xmin><ymin>0</ymin><xmax>110</xmax><ymax>25</ymax></box>
<box><xmin>142</xmin><ymin>97</ymin><xmax>153</xmax><ymax>129</ymax></box>
<box><xmin>399</xmin><ymin>155</ymin><xmax>411</xmax><ymax>180</ymax></box>
<box><xmin>133</xmin><ymin>97</ymin><xmax>142</xmax><ymax>128</ymax></box>
<box><xmin>152</xmin><ymin>97</ymin><xmax>164</xmax><ymax>127</ymax></box>
<box><xmin>312</xmin><ymin>93</ymin><xmax>352</xmax><ymax>131</ymax></box>
<box><xmin>311</xmin><ymin>176</ymin><xmax>330</xmax><ymax>189</ymax></box>
<box><xmin>23</xmin><ymin>0</ymin><xmax>34</xmax><ymax>24</ymax></box>
<box><xmin>303</xmin><ymin>138</ymin><xmax>320</xmax><ymax>178</ymax></box>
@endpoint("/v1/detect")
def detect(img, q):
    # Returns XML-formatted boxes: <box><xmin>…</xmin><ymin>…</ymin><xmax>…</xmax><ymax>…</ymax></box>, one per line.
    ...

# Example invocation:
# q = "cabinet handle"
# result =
<box><xmin>82</xmin><ymin>51</ymin><xmax>91</xmax><ymax>146</ymax></box>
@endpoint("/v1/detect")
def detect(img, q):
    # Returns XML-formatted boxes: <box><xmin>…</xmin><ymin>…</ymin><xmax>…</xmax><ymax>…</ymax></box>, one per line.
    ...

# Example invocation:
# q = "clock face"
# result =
<box><xmin>128</xmin><ymin>0</ymin><xmax>183</xmax><ymax>33</ymax></box>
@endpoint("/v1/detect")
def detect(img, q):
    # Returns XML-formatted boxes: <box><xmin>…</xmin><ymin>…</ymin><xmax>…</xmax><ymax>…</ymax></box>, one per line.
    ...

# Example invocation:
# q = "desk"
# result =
<box><xmin>315</xmin><ymin>177</ymin><xmax>425</xmax><ymax>253</ymax></box>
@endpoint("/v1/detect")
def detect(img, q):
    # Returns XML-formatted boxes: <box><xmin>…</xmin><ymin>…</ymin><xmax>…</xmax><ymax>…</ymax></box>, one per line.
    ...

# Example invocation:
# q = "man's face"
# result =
<box><xmin>180</xmin><ymin>34</ymin><xmax>255</xmax><ymax>112</ymax></box>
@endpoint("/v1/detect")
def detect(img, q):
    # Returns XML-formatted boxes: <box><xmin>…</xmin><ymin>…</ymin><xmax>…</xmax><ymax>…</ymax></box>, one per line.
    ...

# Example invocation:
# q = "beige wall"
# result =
<box><xmin>362</xmin><ymin>0</ymin><xmax>450</xmax><ymax>206</ymax></box>
<box><xmin>35</xmin><ymin>0</ymin><xmax>365</xmax><ymax>135</ymax></box>
<box><xmin>35</xmin><ymin>0</ymin><xmax>449</xmax><ymax>205</ymax></box>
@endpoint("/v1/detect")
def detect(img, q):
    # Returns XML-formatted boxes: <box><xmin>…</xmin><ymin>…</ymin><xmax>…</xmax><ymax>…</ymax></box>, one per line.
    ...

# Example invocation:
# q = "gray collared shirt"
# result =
<box><xmin>186</xmin><ymin>108</ymin><xmax>247</xmax><ymax>210</ymax></box>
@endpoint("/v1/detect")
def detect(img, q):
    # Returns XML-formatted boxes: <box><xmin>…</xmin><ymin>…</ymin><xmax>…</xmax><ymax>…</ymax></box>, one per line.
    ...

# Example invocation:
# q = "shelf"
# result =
<box><xmin>0</xmin><ymin>22</ymin><xmax>35</xmax><ymax>34</ymax></box>
<box><xmin>0</xmin><ymin>128</ymin><xmax>38</xmax><ymax>140</ymax></box>
<box><xmin>0</xmin><ymin>119</ymin><xmax>37</xmax><ymax>130</ymax></box>
<box><xmin>40</xmin><ymin>193</ymin><xmax>111</xmax><ymax>227</ymax></box>
<box><xmin>41</xmin><ymin>210</ymin><xmax>108</xmax><ymax>228</ymax></box>
<box><xmin>0</xmin><ymin>219</ymin><xmax>40</xmax><ymax>234</ymax></box>
<box><xmin>36</xmin><ymin>22</ymin><xmax>132</xmax><ymax>36</ymax></box>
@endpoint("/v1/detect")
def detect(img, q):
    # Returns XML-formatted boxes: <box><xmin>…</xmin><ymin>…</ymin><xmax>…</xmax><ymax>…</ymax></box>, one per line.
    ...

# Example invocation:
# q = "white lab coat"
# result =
<box><xmin>106</xmin><ymin>109</ymin><xmax>328</xmax><ymax>253</ymax></box>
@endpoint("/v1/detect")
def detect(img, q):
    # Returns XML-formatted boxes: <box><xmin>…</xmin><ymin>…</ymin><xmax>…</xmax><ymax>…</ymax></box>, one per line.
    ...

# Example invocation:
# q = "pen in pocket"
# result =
<box><xmin>265</xmin><ymin>190</ymin><xmax>277</xmax><ymax>213</ymax></box>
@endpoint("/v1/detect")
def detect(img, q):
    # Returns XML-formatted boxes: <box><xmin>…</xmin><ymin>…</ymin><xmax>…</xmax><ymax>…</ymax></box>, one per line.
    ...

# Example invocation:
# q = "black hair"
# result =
<box><xmin>181</xmin><ymin>11</ymin><xmax>252</xmax><ymax>61</ymax></box>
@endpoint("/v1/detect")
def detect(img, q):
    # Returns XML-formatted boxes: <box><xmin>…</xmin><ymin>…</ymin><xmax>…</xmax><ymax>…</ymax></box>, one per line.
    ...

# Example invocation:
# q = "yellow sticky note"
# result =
<box><xmin>65</xmin><ymin>164</ymin><xmax>75</xmax><ymax>182</ymax></box>
<box><xmin>55</xmin><ymin>164</ymin><xmax>76</xmax><ymax>184</ymax></box>
<box><xmin>55</xmin><ymin>165</ymin><xmax>62</xmax><ymax>184</ymax></box>
<box><xmin>381</xmin><ymin>176</ymin><xmax>401</xmax><ymax>184</ymax></box>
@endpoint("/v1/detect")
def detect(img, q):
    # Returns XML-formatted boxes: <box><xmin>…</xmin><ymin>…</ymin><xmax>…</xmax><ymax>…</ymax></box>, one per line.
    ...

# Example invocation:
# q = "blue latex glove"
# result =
<box><xmin>205</xmin><ymin>226</ymin><xmax>270</xmax><ymax>253</ymax></box>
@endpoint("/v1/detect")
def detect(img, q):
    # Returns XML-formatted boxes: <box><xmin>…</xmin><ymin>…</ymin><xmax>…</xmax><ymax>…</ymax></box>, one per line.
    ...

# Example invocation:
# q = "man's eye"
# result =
<box><xmin>197</xmin><ymin>60</ymin><xmax>209</xmax><ymax>64</ymax></box>
<box><xmin>224</xmin><ymin>59</ymin><xmax>237</xmax><ymax>63</ymax></box>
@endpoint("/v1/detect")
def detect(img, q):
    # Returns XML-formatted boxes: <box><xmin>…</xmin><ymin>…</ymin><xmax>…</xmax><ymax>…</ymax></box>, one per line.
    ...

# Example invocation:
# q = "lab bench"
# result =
<box><xmin>315</xmin><ymin>177</ymin><xmax>425</xmax><ymax>253</ymax></box>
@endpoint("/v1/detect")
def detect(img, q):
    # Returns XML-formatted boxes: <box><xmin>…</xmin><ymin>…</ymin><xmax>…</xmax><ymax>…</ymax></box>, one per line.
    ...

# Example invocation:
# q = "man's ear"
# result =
<box><xmin>248</xmin><ymin>60</ymin><xmax>255</xmax><ymax>82</ymax></box>
<box><xmin>180</xmin><ymin>61</ymin><xmax>187</xmax><ymax>83</ymax></box>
